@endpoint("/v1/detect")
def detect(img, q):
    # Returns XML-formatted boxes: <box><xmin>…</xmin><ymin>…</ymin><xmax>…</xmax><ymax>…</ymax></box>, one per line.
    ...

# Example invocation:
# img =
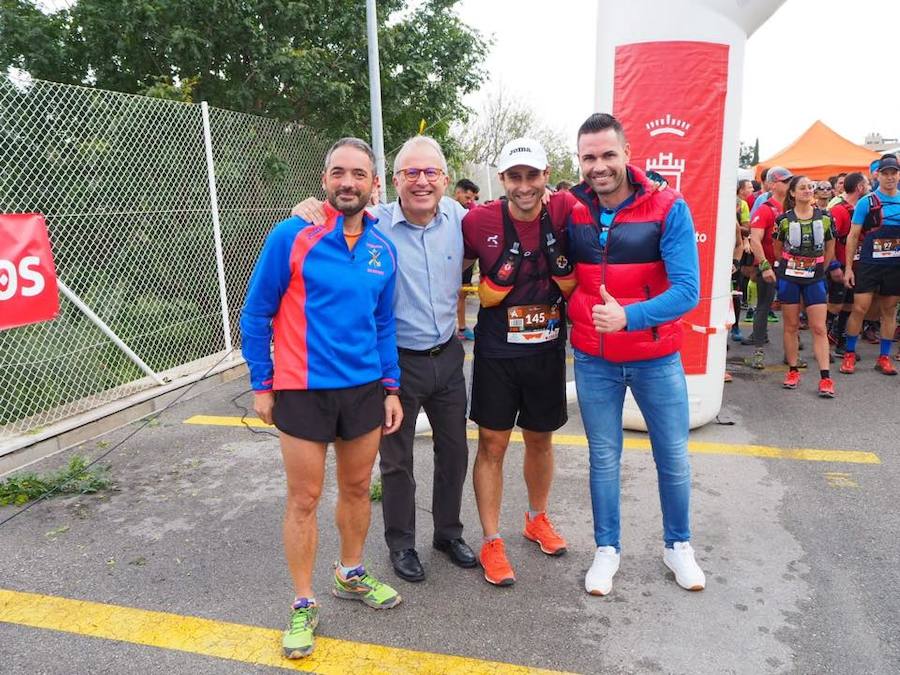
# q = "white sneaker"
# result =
<box><xmin>663</xmin><ymin>541</ymin><xmax>705</xmax><ymax>591</ymax></box>
<box><xmin>585</xmin><ymin>546</ymin><xmax>620</xmax><ymax>596</ymax></box>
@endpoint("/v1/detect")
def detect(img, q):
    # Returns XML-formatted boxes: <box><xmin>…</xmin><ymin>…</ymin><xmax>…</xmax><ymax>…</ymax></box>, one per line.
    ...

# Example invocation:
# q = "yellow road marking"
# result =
<box><xmin>187</xmin><ymin>414</ymin><xmax>270</xmax><ymax>428</ymax></box>
<box><xmin>824</xmin><ymin>472</ymin><xmax>860</xmax><ymax>488</ymax></box>
<box><xmin>183</xmin><ymin>416</ymin><xmax>880</xmax><ymax>465</ymax></box>
<box><xmin>0</xmin><ymin>588</ymin><xmax>568</xmax><ymax>675</ymax></box>
<box><xmin>476</xmin><ymin>431</ymin><xmax>879</xmax><ymax>465</ymax></box>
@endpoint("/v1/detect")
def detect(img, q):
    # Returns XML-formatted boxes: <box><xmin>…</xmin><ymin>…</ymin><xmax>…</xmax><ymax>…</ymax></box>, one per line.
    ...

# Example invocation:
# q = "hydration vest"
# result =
<box><xmin>782</xmin><ymin>208</ymin><xmax>827</xmax><ymax>254</ymax></box>
<box><xmin>478</xmin><ymin>201</ymin><xmax>576</xmax><ymax>308</ymax></box>
<box><xmin>862</xmin><ymin>193</ymin><xmax>883</xmax><ymax>233</ymax></box>
<box><xmin>777</xmin><ymin>208</ymin><xmax>828</xmax><ymax>285</ymax></box>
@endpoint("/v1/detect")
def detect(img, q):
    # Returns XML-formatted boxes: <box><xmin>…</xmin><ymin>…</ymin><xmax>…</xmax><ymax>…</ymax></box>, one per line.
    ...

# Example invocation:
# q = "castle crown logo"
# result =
<box><xmin>645</xmin><ymin>114</ymin><xmax>691</xmax><ymax>137</ymax></box>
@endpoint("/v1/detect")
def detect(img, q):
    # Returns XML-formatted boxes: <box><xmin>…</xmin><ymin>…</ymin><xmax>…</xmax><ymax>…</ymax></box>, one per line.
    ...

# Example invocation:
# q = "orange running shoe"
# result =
<box><xmin>479</xmin><ymin>539</ymin><xmax>515</xmax><ymax>586</ymax></box>
<box><xmin>523</xmin><ymin>512</ymin><xmax>568</xmax><ymax>556</ymax></box>
<box><xmin>875</xmin><ymin>355</ymin><xmax>898</xmax><ymax>376</ymax></box>
<box><xmin>782</xmin><ymin>370</ymin><xmax>801</xmax><ymax>389</ymax></box>
<box><xmin>839</xmin><ymin>352</ymin><xmax>856</xmax><ymax>374</ymax></box>
<box><xmin>818</xmin><ymin>378</ymin><xmax>835</xmax><ymax>398</ymax></box>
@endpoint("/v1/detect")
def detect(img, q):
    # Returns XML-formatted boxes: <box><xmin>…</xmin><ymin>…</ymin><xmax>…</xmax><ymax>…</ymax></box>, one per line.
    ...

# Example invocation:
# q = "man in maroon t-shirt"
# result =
<box><xmin>743</xmin><ymin>166</ymin><xmax>791</xmax><ymax>367</ymax></box>
<box><xmin>462</xmin><ymin>137</ymin><xmax>576</xmax><ymax>587</ymax></box>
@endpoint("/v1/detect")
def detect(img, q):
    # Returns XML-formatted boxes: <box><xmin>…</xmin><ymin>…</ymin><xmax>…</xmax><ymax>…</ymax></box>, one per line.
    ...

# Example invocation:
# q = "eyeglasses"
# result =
<box><xmin>815</xmin><ymin>183</ymin><xmax>832</xmax><ymax>191</ymax></box>
<box><xmin>397</xmin><ymin>167</ymin><xmax>444</xmax><ymax>182</ymax></box>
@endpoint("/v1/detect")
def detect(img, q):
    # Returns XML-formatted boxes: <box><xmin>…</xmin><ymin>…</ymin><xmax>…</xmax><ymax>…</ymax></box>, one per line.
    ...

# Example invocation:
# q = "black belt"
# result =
<box><xmin>398</xmin><ymin>337</ymin><xmax>455</xmax><ymax>357</ymax></box>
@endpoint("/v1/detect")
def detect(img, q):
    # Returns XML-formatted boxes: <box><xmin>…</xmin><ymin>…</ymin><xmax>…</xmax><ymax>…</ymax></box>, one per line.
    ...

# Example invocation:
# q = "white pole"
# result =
<box><xmin>200</xmin><ymin>101</ymin><xmax>234</xmax><ymax>355</ymax></box>
<box><xmin>366</xmin><ymin>0</ymin><xmax>388</xmax><ymax>202</ymax></box>
<box><xmin>57</xmin><ymin>279</ymin><xmax>167</xmax><ymax>386</ymax></box>
<box><xmin>593</xmin><ymin>0</ymin><xmax>785</xmax><ymax>430</ymax></box>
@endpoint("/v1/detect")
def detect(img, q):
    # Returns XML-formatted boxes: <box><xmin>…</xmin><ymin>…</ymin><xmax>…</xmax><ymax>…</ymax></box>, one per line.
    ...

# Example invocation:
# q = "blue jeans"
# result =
<box><xmin>573</xmin><ymin>349</ymin><xmax>692</xmax><ymax>550</ymax></box>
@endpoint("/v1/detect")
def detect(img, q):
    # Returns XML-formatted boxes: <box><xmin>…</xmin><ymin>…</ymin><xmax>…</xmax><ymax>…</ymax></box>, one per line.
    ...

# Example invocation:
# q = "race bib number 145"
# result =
<box><xmin>506</xmin><ymin>303</ymin><xmax>560</xmax><ymax>344</ymax></box>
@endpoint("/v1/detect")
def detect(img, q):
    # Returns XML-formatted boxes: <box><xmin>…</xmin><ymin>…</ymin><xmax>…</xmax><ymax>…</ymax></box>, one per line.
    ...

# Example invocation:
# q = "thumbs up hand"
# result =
<box><xmin>592</xmin><ymin>285</ymin><xmax>627</xmax><ymax>334</ymax></box>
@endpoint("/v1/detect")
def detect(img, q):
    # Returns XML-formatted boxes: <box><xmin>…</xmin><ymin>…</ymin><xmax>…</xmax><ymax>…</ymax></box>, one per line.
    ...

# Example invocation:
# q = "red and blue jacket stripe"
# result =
<box><xmin>240</xmin><ymin>203</ymin><xmax>400</xmax><ymax>392</ymax></box>
<box><xmin>567</xmin><ymin>166</ymin><xmax>699</xmax><ymax>362</ymax></box>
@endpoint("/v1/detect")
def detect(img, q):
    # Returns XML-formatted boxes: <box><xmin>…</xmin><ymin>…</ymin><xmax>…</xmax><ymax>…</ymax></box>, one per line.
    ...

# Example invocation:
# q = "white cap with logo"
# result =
<box><xmin>496</xmin><ymin>137</ymin><xmax>548</xmax><ymax>174</ymax></box>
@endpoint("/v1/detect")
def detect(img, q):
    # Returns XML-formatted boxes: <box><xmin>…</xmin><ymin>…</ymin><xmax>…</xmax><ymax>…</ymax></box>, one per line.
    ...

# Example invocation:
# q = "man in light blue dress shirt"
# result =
<box><xmin>292</xmin><ymin>136</ymin><xmax>477</xmax><ymax>582</ymax></box>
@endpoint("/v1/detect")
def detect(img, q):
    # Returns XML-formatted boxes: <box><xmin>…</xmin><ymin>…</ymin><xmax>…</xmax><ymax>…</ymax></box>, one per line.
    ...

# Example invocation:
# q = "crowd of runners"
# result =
<box><xmin>731</xmin><ymin>156</ymin><xmax>900</xmax><ymax>396</ymax></box>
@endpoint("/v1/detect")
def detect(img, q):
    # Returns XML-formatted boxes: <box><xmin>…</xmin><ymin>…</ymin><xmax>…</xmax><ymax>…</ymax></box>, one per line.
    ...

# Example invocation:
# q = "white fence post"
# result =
<box><xmin>200</xmin><ymin>101</ymin><xmax>234</xmax><ymax>355</ymax></box>
<box><xmin>57</xmin><ymin>280</ymin><xmax>168</xmax><ymax>386</ymax></box>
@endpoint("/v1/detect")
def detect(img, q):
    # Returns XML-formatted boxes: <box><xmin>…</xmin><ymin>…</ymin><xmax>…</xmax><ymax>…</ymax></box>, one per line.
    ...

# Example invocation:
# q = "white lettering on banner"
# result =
<box><xmin>644</xmin><ymin>119</ymin><xmax>708</xmax><ymax>246</ymax></box>
<box><xmin>0</xmin><ymin>260</ymin><xmax>14</xmax><ymax>301</ymax></box>
<box><xmin>0</xmin><ymin>256</ymin><xmax>46</xmax><ymax>301</ymax></box>
<box><xmin>645</xmin><ymin>152</ymin><xmax>686</xmax><ymax>192</ymax></box>
<box><xmin>645</xmin><ymin>114</ymin><xmax>692</xmax><ymax>137</ymax></box>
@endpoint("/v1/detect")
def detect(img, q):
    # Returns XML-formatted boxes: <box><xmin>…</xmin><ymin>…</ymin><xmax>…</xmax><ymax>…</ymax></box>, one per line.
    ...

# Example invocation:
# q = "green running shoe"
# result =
<box><xmin>332</xmin><ymin>565</ymin><xmax>401</xmax><ymax>609</ymax></box>
<box><xmin>745</xmin><ymin>350</ymin><xmax>765</xmax><ymax>370</ymax></box>
<box><xmin>283</xmin><ymin>599</ymin><xmax>318</xmax><ymax>659</ymax></box>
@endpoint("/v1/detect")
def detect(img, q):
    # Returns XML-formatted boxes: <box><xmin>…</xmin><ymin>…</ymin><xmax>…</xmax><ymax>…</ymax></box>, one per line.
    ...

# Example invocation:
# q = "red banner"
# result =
<box><xmin>613</xmin><ymin>41</ymin><xmax>729</xmax><ymax>375</ymax></box>
<box><xmin>0</xmin><ymin>213</ymin><xmax>60</xmax><ymax>330</ymax></box>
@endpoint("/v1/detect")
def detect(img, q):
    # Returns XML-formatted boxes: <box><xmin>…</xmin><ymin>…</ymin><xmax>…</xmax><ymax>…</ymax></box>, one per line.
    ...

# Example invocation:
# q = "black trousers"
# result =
<box><xmin>750</xmin><ymin>277</ymin><xmax>776</xmax><ymax>347</ymax></box>
<box><xmin>379</xmin><ymin>338</ymin><xmax>469</xmax><ymax>552</ymax></box>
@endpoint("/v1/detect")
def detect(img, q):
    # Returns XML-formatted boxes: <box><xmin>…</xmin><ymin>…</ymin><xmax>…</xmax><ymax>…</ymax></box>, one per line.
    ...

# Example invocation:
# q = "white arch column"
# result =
<box><xmin>594</xmin><ymin>0</ymin><xmax>785</xmax><ymax>429</ymax></box>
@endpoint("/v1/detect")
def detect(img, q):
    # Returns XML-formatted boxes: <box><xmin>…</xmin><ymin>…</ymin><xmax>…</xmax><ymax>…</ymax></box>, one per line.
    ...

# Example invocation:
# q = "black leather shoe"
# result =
<box><xmin>433</xmin><ymin>538</ymin><xmax>477</xmax><ymax>568</ymax></box>
<box><xmin>389</xmin><ymin>548</ymin><xmax>425</xmax><ymax>582</ymax></box>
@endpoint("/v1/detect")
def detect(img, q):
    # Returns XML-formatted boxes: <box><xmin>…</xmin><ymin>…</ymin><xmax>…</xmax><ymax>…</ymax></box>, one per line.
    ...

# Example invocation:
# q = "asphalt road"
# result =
<box><xmin>0</xmin><ymin>316</ymin><xmax>897</xmax><ymax>674</ymax></box>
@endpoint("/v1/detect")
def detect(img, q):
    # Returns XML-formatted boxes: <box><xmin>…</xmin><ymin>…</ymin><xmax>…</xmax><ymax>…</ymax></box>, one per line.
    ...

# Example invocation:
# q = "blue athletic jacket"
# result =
<box><xmin>240</xmin><ymin>203</ymin><xmax>401</xmax><ymax>392</ymax></box>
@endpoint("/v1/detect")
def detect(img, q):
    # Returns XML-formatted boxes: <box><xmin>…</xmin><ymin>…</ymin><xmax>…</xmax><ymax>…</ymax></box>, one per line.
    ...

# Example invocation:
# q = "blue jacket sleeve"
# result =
<box><xmin>239</xmin><ymin>218</ymin><xmax>298</xmax><ymax>391</ymax></box>
<box><xmin>624</xmin><ymin>199</ymin><xmax>700</xmax><ymax>331</ymax></box>
<box><xmin>375</xmin><ymin>241</ymin><xmax>401</xmax><ymax>391</ymax></box>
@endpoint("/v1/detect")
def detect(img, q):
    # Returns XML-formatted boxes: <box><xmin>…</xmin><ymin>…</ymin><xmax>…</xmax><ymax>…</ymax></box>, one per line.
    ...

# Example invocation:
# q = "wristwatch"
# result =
<box><xmin>384</xmin><ymin>388</ymin><xmax>399</xmax><ymax>398</ymax></box>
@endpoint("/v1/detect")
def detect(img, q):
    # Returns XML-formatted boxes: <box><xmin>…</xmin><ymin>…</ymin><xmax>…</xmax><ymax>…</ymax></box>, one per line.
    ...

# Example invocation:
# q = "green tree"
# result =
<box><xmin>0</xmin><ymin>0</ymin><xmax>488</xmax><ymax>155</ymax></box>
<box><xmin>738</xmin><ymin>139</ymin><xmax>760</xmax><ymax>168</ymax></box>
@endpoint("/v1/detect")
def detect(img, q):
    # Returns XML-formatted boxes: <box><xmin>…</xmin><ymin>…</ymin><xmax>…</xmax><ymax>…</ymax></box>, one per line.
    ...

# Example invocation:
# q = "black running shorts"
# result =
<box><xmin>853</xmin><ymin>262</ymin><xmax>900</xmax><ymax>297</ymax></box>
<box><xmin>469</xmin><ymin>349</ymin><xmax>567</xmax><ymax>432</ymax></box>
<box><xmin>272</xmin><ymin>381</ymin><xmax>383</xmax><ymax>442</ymax></box>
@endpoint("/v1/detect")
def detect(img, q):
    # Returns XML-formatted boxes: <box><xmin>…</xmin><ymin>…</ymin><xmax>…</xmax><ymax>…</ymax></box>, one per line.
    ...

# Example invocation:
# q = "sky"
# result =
<box><xmin>455</xmin><ymin>0</ymin><xmax>900</xmax><ymax>160</ymax></box>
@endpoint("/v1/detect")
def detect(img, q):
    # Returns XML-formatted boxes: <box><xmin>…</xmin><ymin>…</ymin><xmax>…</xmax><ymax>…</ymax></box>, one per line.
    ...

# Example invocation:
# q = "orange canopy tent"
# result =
<box><xmin>754</xmin><ymin>120</ymin><xmax>881</xmax><ymax>181</ymax></box>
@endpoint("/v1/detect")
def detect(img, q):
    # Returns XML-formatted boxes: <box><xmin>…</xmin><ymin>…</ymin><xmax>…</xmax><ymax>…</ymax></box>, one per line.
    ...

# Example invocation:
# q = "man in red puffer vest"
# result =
<box><xmin>567</xmin><ymin>113</ymin><xmax>704</xmax><ymax>597</ymax></box>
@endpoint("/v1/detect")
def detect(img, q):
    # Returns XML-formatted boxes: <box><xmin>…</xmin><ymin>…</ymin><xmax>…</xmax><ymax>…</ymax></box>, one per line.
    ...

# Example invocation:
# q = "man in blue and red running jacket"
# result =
<box><xmin>840</xmin><ymin>154</ymin><xmax>900</xmax><ymax>376</ymax></box>
<box><xmin>565</xmin><ymin>113</ymin><xmax>705</xmax><ymax>597</ymax></box>
<box><xmin>291</xmin><ymin>136</ymin><xmax>479</xmax><ymax>585</ymax></box>
<box><xmin>240</xmin><ymin>137</ymin><xmax>404</xmax><ymax>660</ymax></box>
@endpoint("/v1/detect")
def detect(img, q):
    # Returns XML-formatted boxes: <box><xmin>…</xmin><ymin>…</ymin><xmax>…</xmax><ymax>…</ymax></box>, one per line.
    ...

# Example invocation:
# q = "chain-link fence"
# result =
<box><xmin>0</xmin><ymin>75</ymin><xmax>329</xmax><ymax>453</ymax></box>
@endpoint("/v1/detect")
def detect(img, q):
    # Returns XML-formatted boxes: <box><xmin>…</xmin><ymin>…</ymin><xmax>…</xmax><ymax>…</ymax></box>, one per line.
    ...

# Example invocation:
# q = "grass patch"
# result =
<box><xmin>369</xmin><ymin>476</ymin><xmax>383</xmax><ymax>502</ymax></box>
<box><xmin>0</xmin><ymin>456</ymin><xmax>110</xmax><ymax>507</ymax></box>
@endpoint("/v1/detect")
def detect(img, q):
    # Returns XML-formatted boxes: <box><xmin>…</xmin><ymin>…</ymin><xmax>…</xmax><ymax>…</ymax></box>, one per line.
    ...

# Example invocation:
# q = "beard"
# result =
<box><xmin>327</xmin><ymin>187</ymin><xmax>370</xmax><ymax>216</ymax></box>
